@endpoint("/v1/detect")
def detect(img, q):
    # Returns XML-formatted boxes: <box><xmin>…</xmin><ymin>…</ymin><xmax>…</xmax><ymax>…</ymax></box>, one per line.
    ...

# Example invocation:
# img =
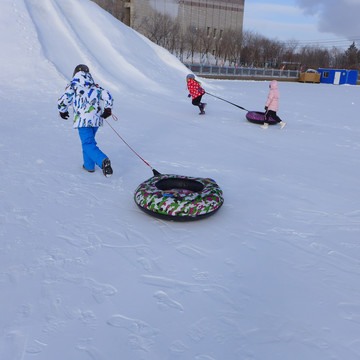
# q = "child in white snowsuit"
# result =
<box><xmin>263</xmin><ymin>80</ymin><xmax>286</xmax><ymax>129</ymax></box>
<box><xmin>58</xmin><ymin>64</ymin><xmax>114</xmax><ymax>176</ymax></box>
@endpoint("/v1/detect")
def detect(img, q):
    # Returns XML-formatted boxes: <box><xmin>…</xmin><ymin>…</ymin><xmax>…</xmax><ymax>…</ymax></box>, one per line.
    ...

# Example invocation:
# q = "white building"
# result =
<box><xmin>131</xmin><ymin>0</ymin><xmax>244</xmax><ymax>34</ymax></box>
<box><xmin>92</xmin><ymin>0</ymin><xmax>244</xmax><ymax>36</ymax></box>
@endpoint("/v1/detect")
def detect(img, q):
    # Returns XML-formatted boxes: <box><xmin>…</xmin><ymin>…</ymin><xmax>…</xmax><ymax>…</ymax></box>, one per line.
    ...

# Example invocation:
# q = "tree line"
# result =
<box><xmin>134</xmin><ymin>11</ymin><xmax>360</xmax><ymax>71</ymax></box>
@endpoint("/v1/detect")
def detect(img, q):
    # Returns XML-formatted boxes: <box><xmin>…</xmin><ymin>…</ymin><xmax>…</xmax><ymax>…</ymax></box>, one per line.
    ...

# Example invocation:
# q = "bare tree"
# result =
<box><xmin>239</xmin><ymin>30</ymin><xmax>257</xmax><ymax>66</ymax></box>
<box><xmin>297</xmin><ymin>46</ymin><xmax>330</xmax><ymax>69</ymax></box>
<box><xmin>331</xmin><ymin>47</ymin><xmax>349</xmax><ymax>68</ymax></box>
<box><xmin>219</xmin><ymin>29</ymin><xmax>242</xmax><ymax>65</ymax></box>
<box><xmin>140</xmin><ymin>10</ymin><xmax>174</xmax><ymax>48</ymax></box>
<box><xmin>197</xmin><ymin>28</ymin><xmax>214</xmax><ymax>63</ymax></box>
<box><xmin>166</xmin><ymin>21</ymin><xmax>181</xmax><ymax>54</ymax></box>
<box><xmin>282</xmin><ymin>40</ymin><xmax>299</xmax><ymax>63</ymax></box>
<box><xmin>184</xmin><ymin>26</ymin><xmax>200</xmax><ymax>63</ymax></box>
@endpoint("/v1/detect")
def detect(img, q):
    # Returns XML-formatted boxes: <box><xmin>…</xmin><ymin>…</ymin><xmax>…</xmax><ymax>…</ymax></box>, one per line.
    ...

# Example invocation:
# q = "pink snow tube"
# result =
<box><xmin>246</xmin><ymin>111</ymin><xmax>277</xmax><ymax>125</ymax></box>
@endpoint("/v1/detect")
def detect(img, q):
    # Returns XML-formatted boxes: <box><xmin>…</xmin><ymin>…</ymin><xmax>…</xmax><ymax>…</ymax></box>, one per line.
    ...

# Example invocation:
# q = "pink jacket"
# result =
<box><xmin>265</xmin><ymin>80</ymin><xmax>279</xmax><ymax>112</ymax></box>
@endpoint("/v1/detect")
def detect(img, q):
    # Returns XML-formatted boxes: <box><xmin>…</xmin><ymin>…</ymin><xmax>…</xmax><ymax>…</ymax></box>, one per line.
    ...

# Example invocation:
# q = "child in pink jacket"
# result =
<box><xmin>263</xmin><ymin>80</ymin><xmax>286</xmax><ymax>129</ymax></box>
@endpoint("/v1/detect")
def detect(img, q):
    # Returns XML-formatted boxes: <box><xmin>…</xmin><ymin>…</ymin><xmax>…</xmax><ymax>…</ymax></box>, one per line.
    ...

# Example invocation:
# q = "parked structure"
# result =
<box><xmin>299</xmin><ymin>70</ymin><xmax>321</xmax><ymax>83</ymax></box>
<box><xmin>317</xmin><ymin>68</ymin><xmax>358</xmax><ymax>85</ymax></box>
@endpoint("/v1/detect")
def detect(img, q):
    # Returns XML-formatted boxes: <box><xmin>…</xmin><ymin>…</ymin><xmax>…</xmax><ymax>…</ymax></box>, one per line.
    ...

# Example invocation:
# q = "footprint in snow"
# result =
<box><xmin>107</xmin><ymin>314</ymin><xmax>158</xmax><ymax>338</ymax></box>
<box><xmin>153</xmin><ymin>290</ymin><xmax>184</xmax><ymax>312</ymax></box>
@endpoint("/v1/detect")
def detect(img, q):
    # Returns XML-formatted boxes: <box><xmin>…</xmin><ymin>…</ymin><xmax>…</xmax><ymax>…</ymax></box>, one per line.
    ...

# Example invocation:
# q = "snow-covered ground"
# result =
<box><xmin>1</xmin><ymin>1</ymin><xmax>360</xmax><ymax>359</ymax></box>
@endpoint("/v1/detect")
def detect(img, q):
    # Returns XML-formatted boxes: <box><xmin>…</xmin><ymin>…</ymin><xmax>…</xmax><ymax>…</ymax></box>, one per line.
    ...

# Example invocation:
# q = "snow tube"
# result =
<box><xmin>246</xmin><ymin>111</ymin><xmax>277</xmax><ymax>125</ymax></box>
<box><xmin>134</xmin><ymin>174</ymin><xmax>224</xmax><ymax>221</ymax></box>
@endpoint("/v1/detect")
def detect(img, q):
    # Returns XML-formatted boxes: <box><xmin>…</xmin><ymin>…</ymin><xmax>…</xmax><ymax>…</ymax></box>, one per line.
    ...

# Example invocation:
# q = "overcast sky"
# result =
<box><xmin>243</xmin><ymin>0</ymin><xmax>360</xmax><ymax>48</ymax></box>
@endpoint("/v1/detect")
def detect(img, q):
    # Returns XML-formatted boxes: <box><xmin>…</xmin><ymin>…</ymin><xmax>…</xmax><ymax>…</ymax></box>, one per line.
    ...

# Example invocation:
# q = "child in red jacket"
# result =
<box><xmin>186</xmin><ymin>74</ymin><xmax>207</xmax><ymax>115</ymax></box>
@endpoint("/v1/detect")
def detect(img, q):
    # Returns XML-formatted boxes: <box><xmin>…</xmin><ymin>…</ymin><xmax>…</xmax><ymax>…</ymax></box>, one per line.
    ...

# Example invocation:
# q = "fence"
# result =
<box><xmin>184</xmin><ymin>63</ymin><xmax>299</xmax><ymax>79</ymax></box>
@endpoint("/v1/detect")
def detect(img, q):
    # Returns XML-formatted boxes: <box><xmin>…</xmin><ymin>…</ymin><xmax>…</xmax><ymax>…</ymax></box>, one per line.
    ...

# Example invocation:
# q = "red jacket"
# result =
<box><xmin>187</xmin><ymin>78</ymin><xmax>205</xmax><ymax>99</ymax></box>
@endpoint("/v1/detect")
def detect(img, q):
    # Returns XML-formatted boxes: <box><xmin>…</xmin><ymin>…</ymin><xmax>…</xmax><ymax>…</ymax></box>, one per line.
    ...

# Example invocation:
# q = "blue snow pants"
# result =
<box><xmin>78</xmin><ymin>127</ymin><xmax>107</xmax><ymax>171</ymax></box>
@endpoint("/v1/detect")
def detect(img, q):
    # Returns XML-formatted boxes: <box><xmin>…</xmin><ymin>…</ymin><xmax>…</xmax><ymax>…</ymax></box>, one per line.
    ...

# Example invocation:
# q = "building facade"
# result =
<box><xmin>91</xmin><ymin>0</ymin><xmax>130</xmax><ymax>23</ymax></box>
<box><xmin>91</xmin><ymin>0</ymin><xmax>244</xmax><ymax>36</ymax></box>
<box><xmin>177</xmin><ymin>0</ymin><xmax>244</xmax><ymax>35</ymax></box>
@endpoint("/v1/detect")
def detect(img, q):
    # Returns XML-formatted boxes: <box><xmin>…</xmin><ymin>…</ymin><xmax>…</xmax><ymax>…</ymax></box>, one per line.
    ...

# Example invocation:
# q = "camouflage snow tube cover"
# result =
<box><xmin>134</xmin><ymin>174</ymin><xmax>224</xmax><ymax>221</ymax></box>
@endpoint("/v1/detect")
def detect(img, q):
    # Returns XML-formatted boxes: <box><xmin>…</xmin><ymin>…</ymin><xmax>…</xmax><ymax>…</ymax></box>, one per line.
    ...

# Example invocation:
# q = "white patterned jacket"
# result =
<box><xmin>58</xmin><ymin>71</ymin><xmax>113</xmax><ymax>128</ymax></box>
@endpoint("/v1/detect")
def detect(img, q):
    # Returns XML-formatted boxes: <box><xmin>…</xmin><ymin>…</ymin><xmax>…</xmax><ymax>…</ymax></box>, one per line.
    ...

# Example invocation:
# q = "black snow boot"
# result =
<box><xmin>199</xmin><ymin>103</ymin><xmax>207</xmax><ymax>115</ymax></box>
<box><xmin>83</xmin><ymin>165</ymin><xmax>95</xmax><ymax>173</ymax></box>
<box><xmin>102</xmin><ymin>158</ymin><xmax>113</xmax><ymax>177</ymax></box>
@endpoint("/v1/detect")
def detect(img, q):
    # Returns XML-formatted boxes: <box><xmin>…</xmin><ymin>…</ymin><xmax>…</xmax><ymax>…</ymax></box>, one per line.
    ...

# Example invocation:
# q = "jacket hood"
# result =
<box><xmin>72</xmin><ymin>71</ymin><xmax>95</xmax><ymax>88</ymax></box>
<box><xmin>270</xmin><ymin>80</ymin><xmax>278</xmax><ymax>90</ymax></box>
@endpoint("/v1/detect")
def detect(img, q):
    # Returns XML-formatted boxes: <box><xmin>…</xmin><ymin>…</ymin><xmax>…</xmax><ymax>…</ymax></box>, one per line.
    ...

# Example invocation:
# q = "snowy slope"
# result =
<box><xmin>1</xmin><ymin>0</ymin><xmax>360</xmax><ymax>359</ymax></box>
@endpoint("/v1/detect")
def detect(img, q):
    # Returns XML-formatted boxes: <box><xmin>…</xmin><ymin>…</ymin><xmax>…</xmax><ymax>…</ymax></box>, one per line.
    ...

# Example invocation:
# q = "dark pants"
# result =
<box><xmin>192</xmin><ymin>95</ymin><xmax>203</xmax><ymax>106</ymax></box>
<box><xmin>265</xmin><ymin>110</ymin><xmax>282</xmax><ymax>123</ymax></box>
